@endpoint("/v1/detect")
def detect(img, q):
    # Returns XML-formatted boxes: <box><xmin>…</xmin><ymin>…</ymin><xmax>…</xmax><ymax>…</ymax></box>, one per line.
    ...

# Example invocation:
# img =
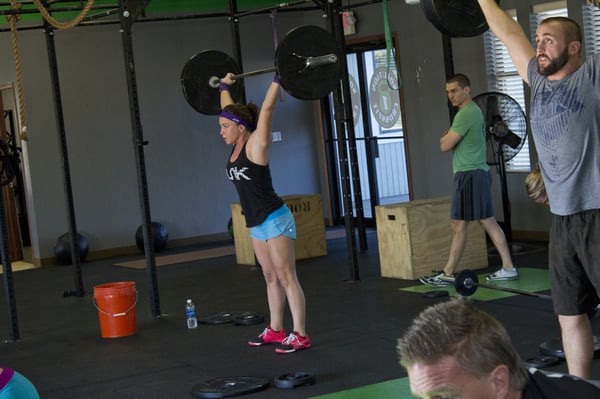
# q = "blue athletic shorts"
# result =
<box><xmin>549</xmin><ymin>209</ymin><xmax>600</xmax><ymax>315</ymax></box>
<box><xmin>451</xmin><ymin>169</ymin><xmax>494</xmax><ymax>221</ymax></box>
<box><xmin>250</xmin><ymin>205</ymin><xmax>296</xmax><ymax>241</ymax></box>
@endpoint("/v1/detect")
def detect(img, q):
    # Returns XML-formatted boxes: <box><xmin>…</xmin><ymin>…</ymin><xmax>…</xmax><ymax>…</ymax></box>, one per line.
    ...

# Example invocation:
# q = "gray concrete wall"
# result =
<box><xmin>0</xmin><ymin>1</ymin><xmax>565</xmax><ymax>265</ymax></box>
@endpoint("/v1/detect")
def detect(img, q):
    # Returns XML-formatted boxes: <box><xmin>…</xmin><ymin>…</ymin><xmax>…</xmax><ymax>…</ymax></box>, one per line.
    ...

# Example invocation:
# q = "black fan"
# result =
<box><xmin>473</xmin><ymin>92</ymin><xmax>528</xmax><ymax>242</ymax></box>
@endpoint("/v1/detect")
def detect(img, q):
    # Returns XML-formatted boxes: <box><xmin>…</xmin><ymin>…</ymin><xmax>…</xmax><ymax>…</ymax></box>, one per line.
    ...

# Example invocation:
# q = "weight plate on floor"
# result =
<box><xmin>233</xmin><ymin>312</ymin><xmax>265</xmax><ymax>326</ymax></box>
<box><xmin>539</xmin><ymin>336</ymin><xmax>600</xmax><ymax>360</ymax></box>
<box><xmin>192</xmin><ymin>376</ymin><xmax>270</xmax><ymax>398</ymax></box>
<box><xmin>197</xmin><ymin>311</ymin><xmax>239</xmax><ymax>325</ymax></box>
<box><xmin>523</xmin><ymin>356</ymin><xmax>560</xmax><ymax>369</ymax></box>
<box><xmin>539</xmin><ymin>338</ymin><xmax>565</xmax><ymax>359</ymax></box>
<box><xmin>422</xmin><ymin>290</ymin><xmax>449</xmax><ymax>299</ymax></box>
<box><xmin>274</xmin><ymin>371</ymin><xmax>316</xmax><ymax>389</ymax></box>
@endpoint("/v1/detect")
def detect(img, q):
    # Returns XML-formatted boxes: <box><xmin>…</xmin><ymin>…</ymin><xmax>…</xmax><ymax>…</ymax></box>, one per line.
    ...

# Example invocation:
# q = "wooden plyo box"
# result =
<box><xmin>231</xmin><ymin>194</ymin><xmax>327</xmax><ymax>266</ymax></box>
<box><xmin>375</xmin><ymin>197</ymin><xmax>488</xmax><ymax>280</ymax></box>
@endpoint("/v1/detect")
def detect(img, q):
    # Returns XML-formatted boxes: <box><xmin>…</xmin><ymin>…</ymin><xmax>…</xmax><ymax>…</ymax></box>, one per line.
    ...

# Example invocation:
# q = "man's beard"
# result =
<box><xmin>537</xmin><ymin>48</ymin><xmax>569</xmax><ymax>76</ymax></box>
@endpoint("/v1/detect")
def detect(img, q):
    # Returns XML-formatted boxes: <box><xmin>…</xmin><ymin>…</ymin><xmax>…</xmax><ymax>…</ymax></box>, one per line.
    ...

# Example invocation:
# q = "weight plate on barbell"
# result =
<box><xmin>454</xmin><ymin>270</ymin><xmax>478</xmax><ymax>297</ymax></box>
<box><xmin>181</xmin><ymin>50</ymin><xmax>244</xmax><ymax>115</ymax></box>
<box><xmin>421</xmin><ymin>0</ymin><xmax>499</xmax><ymax>38</ymax></box>
<box><xmin>275</xmin><ymin>25</ymin><xmax>342</xmax><ymax>100</ymax></box>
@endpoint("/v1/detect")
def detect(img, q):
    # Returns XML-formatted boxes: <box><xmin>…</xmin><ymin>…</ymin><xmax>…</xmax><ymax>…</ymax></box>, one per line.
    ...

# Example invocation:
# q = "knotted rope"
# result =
<box><xmin>5</xmin><ymin>0</ymin><xmax>96</xmax><ymax>141</ymax></box>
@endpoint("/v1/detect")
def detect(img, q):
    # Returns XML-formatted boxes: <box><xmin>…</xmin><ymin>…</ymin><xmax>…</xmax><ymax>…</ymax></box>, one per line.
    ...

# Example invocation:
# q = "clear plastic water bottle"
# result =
<box><xmin>185</xmin><ymin>299</ymin><xmax>198</xmax><ymax>329</ymax></box>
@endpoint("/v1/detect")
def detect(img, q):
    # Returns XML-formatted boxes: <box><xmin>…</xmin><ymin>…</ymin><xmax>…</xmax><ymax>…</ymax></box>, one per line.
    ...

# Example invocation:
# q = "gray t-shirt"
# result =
<box><xmin>527</xmin><ymin>54</ymin><xmax>600</xmax><ymax>216</ymax></box>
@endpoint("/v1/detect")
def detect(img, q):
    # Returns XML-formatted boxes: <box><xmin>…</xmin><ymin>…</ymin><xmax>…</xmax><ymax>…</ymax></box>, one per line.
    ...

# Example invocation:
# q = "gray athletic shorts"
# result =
<box><xmin>549</xmin><ymin>209</ymin><xmax>600</xmax><ymax>315</ymax></box>
<box><xmin>451</xmin><ymin>169</ymin><xmax>494</xmax><ymax>221</ymax></box>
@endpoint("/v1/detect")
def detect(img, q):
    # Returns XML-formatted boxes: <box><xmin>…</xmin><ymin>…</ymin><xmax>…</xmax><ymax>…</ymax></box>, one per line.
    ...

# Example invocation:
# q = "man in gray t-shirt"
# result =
<box><xmin>478</xmin><ymin>0</ymin><xmax>600</xmax><ymax>380</ymax></box>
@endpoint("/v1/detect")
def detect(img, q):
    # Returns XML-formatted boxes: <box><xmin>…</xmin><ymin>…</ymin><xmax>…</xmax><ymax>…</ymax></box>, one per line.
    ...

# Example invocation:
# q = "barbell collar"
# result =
<box><xmin>303</xmin><ymin>53</ymin><xmax>338</xmax><ymax>69</ymax></box>
<box><xmin>208</xmin><ymin>53</ymin><xmax>337</xmax><ymax>88</ymax></box>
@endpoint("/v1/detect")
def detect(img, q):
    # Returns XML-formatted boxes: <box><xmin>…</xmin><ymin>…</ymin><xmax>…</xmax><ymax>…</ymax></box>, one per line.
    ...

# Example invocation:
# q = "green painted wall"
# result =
<box><xmin>0</xmin><ymin>0</ymin><xmax>295</xmax><ymax>27</ymax></box>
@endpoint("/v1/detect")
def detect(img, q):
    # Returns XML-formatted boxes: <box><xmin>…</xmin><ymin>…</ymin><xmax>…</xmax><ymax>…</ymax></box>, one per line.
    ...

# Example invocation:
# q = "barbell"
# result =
<box><xmin>181</xmin><ymin>25</ymin><xmax>343</xmax><ymax>115</ymax></box>
<box><xmin>439</xmin><ymin>269</ymin><xmax>553</xmax><ymax>300</ymax></box>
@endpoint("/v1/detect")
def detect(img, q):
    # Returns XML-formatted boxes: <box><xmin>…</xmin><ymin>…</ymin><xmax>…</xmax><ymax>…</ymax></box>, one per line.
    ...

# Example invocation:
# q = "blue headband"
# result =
<box><xmin>220</xmin><ymin>111</ymin><xmax>254</xmax><ymax>130</ymax></box>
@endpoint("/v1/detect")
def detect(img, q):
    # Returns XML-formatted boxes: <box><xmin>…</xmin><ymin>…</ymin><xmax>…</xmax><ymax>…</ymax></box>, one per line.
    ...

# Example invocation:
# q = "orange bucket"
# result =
<box><xmin>93</xmin><ymin>282</ymin><xmax>138</xmax><ymax>338</ymax></box>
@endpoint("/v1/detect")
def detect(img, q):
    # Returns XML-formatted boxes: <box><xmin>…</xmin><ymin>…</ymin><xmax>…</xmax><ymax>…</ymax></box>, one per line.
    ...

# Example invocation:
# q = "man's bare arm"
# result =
<box><xmin>477</xmin><ymin>0</ymin><xmax>536</xmax><ymax>83</ymax></box>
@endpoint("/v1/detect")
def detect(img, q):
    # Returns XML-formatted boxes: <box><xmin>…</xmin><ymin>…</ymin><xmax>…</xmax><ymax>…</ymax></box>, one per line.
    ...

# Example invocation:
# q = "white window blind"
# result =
<box><xmin>583</xmin><ymin>2</ymin><xmax>600</xmax><ymax>56</ymax></box>
<box><xmin>483</xmin><ymin>12</ymin><xmax>530</xmax><ymax>172</ymax></box>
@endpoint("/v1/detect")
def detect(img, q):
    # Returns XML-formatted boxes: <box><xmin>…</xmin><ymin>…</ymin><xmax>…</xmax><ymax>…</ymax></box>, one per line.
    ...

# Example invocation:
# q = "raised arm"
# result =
<box><xmin>477</xmin><ymin>0</ymin><xmax>536</xmax><ymax>83</ymax></box>
<box><xmin>253</xmin><ymin>77</ymin><xmax>281</xmax><ymax>146</ymax></box>
<box><xmin>220</xmin><ymin>73</ymin><xmax>236</xmax><ymax>109</ymax></box>
<box><xmin>244</xmin><ymin>76</ymin><xmax>281</xmax><ymax>165</ymax></box>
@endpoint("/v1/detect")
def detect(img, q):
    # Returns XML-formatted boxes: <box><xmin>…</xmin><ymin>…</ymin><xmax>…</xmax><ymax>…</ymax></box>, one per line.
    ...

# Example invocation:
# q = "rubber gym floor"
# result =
<box><xmin>1</xmin><ymin>229</ymin><xmax>600</xmax><ymax>399</ymax></box>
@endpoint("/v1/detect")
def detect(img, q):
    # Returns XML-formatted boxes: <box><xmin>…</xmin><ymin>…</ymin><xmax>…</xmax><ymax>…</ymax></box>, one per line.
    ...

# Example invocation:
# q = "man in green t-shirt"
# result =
<box><xmin>421</xmin><ymin>74</ymin><xmax>518</xmax><ymax>287</ymax></box>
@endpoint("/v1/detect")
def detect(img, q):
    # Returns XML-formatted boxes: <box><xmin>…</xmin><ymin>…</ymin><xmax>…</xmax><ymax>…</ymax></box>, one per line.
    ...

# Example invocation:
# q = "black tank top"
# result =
<box><xmin>226</xmin><ymin>142</ymin><xmax>283</xmax><ymax>227</ymax></box>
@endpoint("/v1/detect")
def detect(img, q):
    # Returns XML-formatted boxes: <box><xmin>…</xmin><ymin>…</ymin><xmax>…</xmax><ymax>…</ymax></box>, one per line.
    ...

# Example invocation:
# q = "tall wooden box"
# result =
<box><xmin>231</xmin><ymin>194</ymin><xmax>327</xmax><ymax>266</ymax></box>
<box><xmin>375</xmin><ymin>197</ymin><xmax>488</xmax><ymax>280</ymax></box>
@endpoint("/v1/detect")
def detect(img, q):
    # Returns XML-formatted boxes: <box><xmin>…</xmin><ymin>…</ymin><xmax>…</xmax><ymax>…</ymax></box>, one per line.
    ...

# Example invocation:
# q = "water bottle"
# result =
<box><xmin>186</xmin><ymin>299</ymin><xmax>198</xmax><ymax>329</ymax></box>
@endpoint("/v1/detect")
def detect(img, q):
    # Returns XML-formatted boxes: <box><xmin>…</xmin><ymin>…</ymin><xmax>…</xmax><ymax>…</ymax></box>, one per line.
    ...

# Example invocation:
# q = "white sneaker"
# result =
<box><xmin>420</xmin><ymin>271</ymin><xmax>453</xmax><ymax>287</ymax></box>
<box><xmin>486</xmin><ymin>267</ymin><xmax>519</xmax><ymax>281</ymax></box>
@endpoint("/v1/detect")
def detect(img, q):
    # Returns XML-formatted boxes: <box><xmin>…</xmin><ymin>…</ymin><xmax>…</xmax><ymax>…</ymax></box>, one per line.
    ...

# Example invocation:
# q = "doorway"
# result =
<box><xmin>324</xmin><ymin>37</ymin><xmax>412</xmax><ymax>225</ymax></box>
<box><xmin>0</xmin><ymin>83</ymin><xmax>31</xmax><ymax>263</ymax></box>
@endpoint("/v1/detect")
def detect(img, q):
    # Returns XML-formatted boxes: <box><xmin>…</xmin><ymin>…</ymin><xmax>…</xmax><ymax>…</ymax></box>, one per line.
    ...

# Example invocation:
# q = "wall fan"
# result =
<box><xmin>472</xmin><ymin>92</ymin><xmax>528</xmax><ymax>242</ymax></box>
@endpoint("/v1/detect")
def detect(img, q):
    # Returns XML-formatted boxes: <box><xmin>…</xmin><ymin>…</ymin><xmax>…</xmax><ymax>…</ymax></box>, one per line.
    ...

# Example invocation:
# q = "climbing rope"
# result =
<box><xmin>589</xmin><ymin>0</ymin><xmax>600</xmax><ymax>9</ymax></box>
<box><xmin>5</xmin><ymin>0</ymin><xmax>96</xmax><ymax>141</ymax></box>
<box><xmin>31</xmin><ymin>0</ymin><xmax>96</xmax><ymax>30</ymax></box>
<box><xmin>6</xmin><ymin>1</ymin><xmax>28</xmax><ymax>141</ymax></box>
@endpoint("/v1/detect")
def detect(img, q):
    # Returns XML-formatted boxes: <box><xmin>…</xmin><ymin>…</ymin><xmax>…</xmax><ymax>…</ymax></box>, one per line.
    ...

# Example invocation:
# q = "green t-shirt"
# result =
<box><xmin>450</xmin><ymin>101</ymin><xmax>489</xmax><ymax>174</ymax></box>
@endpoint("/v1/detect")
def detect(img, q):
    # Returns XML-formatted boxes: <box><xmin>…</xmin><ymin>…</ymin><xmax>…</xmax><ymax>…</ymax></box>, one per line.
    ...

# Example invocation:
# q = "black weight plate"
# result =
<box><xmin>454</xmin><ymin>270</ymin><xmax>478</xmax><ymax>297</ymax></box>
<box><xmin>198</xmin><ymin>311</ymin><xmax>240</xmax><ymax>325</ymax></box>
<box><xmin>422</xmin><ymin>290</ymin><xmax>449</xmax><ymax>299</ymax></box>
<box><xmin>539</xmin><ymin>336</ymin><xmax>600</xmax><ymax>360</ymax></box>
<box><xmin>233</xmin><ymin>312</ymin><xmax>265</xmax><ymax>326</ymax></box>
<box><xmin>274</xmin><ymin>372</ymin><xmax>316</xmax><ymax>389</ymax></box>
<box><xmin>181</xmin><ymin>50</ymin><xmax>243</xmax><ymax>115</ymax></box>
<box><xmin>539</xmin><ymin>338</ymin><xmax>565</xmax><ymax>359</ymax></box>
<box><xmin>276</xmin><ymin>25</ymin><xmax>342</xmax><ymax>100</ymax></box>
<box><xmin>421</xmin><ymin>0</ymin><xmax>499</xmax><ymax>38</ymax></box>
<box><xmin>523</xmin><ymin>356</ymin><xmax>560</xmax><ymax>369</ymax></box>
<box><xmin>192</xmin><ymin>376</ymin><xmax>270</xmax><ymax>398</ymax></box>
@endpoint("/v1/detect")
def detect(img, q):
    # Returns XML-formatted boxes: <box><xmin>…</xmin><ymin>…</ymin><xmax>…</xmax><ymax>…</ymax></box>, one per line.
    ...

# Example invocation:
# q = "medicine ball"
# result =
<box><xmin>54</xmin><ymin>232</ymin><xmax>90</xmax><ymax>265</ymax></box>
<box><xmin>227</xmin><ymin>217</ymin><xmax>234</xmax><ymax>239</ymax></box>
<box><xmin>135</xmin><ymin>222</ymin><xmax>169</xmax><ymax>252</ymax></box>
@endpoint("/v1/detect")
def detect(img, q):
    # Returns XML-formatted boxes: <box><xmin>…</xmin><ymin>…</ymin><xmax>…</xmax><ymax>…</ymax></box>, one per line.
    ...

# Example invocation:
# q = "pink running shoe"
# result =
<box><xmin>248</xmin><ymin>326</ymin><xmax>286</xmax><ymax>347</ymax></box>
<box><xmin>275</xmin><ymin>332</ymin><xmax>311</xmax><ymax>353</ymax></box>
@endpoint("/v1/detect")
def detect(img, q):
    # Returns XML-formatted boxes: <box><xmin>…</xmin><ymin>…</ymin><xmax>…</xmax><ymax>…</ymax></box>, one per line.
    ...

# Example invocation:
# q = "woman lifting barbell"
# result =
<box><xmin>218</xmin><ymin>72</ymin><xmax>310</xmax><ymax>354</ymax></box>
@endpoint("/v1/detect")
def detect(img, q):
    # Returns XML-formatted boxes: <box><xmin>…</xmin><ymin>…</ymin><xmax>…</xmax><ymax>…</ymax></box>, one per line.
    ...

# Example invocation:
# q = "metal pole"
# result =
<box><xmin>43</xmin><ymin>16</ymin><xmax>84</xmax><ymax>298</ymax></box>
<box><xmin>0</xmin><ymin>95</ymin><xmax>18</xmax><ymax>342</ymax></box>
<box><xmin>227</xmin><ymin>0</ymin><xmax>246</xmax><ymax>104</ymax></box>
<box><xmin>119</xmin><ymin>0</ymin><xmax>161</xmax><ymax>317</ymax></box>
<box><xmin>330</xmin><ymin>0</ymin><xmax>368</xmax><ymax>253</ymax></box>
<box><xmin>327</xmin><ymin>0</ymin><xmax>360</xmax><ymax>281</ymax></box>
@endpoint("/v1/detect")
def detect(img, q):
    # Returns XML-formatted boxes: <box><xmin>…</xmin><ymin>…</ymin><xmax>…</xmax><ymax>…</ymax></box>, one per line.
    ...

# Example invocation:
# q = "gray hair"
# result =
<box><xmin>397</xmin><ymin>298</ymin><xmax>529</xmax><ymax>390</ymax></box>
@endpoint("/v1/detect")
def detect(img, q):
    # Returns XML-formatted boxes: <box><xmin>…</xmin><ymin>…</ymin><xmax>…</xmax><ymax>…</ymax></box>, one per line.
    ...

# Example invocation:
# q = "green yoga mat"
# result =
<box><xmin>310</xmin><ymin>377</ymin><xmax>414</xmax><ymax>399</ymax></box>
<box><xmin>400</xmin><ymin>267</ymin><xmax>550</xmax><ymax>301</ymax></box>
